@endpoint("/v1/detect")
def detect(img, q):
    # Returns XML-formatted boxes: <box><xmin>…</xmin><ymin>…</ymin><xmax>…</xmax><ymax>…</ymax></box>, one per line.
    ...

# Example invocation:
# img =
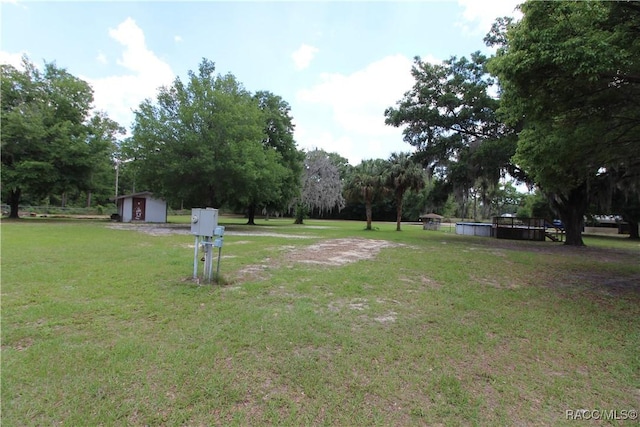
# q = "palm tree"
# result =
<box><xmin>344</xmin><ymin>159</ymin><xmax>388</xmax><ymax>230</ymax></box>
<box><xmin>386</xmin><ymin>152</ymin><xmax>426</xmax><ymax>231</ymax></box>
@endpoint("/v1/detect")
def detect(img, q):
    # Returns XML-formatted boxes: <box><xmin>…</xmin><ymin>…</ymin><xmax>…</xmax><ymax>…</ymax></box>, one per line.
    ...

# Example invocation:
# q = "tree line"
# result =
<box><xmin>2</xmin><ymin>0</ymin><xmax>639</xmax><ymax>245</ymax></box>
<box><xmin>384</xmin><ymin>0</ymin><xmax>639</xmax><ymax>244</ymax></box>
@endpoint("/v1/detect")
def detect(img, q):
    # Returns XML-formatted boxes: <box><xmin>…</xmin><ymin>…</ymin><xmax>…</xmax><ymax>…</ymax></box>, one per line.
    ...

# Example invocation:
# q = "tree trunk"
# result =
<box><xmin>86</xmin><ymin>191</ymin><xmax>92</xmax><ymax>208</ymax></box>
<box><xmin>460</xmin><ymin>193</ymin><xmax>466</xmax><ymax>221</ymax></box>
<box><xmin>550</xmin><ymin>185</ymin><xmax>588</xmax><ymax>246</ymax></box>
<box><xmin>207</xmin><ymin>185</ymin><xmax>216</xmax><ymax>209</ymax></box>
<box><xmin>365</xmin><ymin>200</ymin><xmax>373</xmax><ymax>230</ymax></box>
<box><xmin>8</xmin><ymin>188</ymin><xmax>21</xmax><ymax>219</ymax></box>
<box><xmin>473</xmin><ymin>192</ymin><xmax>477</xmax><ymax>221</ymax></box>
<box><xmin>396</xmin><ymin>194</ymin><xmax>403</xmax><ymax>231</ymax></box>
<box><xmin>562</xmin><ymin>212</ymin><xmax>585</xmax><ymax>246</ymax></box>
<box><xmin>294</xmin><ymin>202</ymin><xmax>305</xmax><ymax>224</ymax></box>
<box><xmin>628</xmin><ymin>219</ymin><xmax>639</xmax><ymax>240</ymax></box>
<box><xmin>246</xmin><ymin>204</ymin><xmax>256</xmax><ymax>225</ymax></box>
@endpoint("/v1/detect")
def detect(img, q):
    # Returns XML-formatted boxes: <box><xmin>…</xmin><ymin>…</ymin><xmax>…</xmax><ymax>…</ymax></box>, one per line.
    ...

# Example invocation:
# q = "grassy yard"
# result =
<box><xmin>1</xmin><ymin>217</ymin><xmax>639</xmax><ymax>426</ymax></box>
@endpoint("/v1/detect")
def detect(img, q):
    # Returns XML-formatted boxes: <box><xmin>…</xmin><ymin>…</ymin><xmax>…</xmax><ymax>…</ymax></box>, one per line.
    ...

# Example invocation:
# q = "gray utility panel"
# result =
<box><xmin>190</xmin><ymin>208</ymin><xmax>218</xmax><ymax>237</ymax></box>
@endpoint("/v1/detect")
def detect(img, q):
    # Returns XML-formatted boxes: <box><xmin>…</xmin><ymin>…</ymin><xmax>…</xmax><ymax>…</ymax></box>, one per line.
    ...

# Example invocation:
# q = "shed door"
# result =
<box><xmin>132</xmin><ymin>198</ymin><xmax>146</xmax><ymax>221</ymax></box>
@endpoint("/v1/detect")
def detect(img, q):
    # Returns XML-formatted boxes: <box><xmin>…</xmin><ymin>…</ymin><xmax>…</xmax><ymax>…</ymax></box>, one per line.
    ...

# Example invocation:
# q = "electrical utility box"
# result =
<box><xmin>190</xmin><ymin>208</ymin><xmax>218</xmax><ymax>237</ymax></box>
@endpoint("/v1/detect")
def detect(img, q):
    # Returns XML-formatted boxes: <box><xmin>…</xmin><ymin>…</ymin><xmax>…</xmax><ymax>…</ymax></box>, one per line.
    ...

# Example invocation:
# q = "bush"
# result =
<box><xmin>294</xmin><ymin>203</ymin><xmax>307</xmax><ymax>225</ymax></box>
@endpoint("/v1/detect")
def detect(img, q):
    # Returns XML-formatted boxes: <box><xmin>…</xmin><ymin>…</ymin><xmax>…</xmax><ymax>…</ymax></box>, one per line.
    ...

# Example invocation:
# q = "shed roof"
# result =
<box><xmin>420</xmin><ymin>213</ymin><xmax>443</xmax><ymax>219</ymax></box>
<box><xmin>112</xmin><ymin>191</ymin><xmax>155</xmax><ymax>201</ymax></box>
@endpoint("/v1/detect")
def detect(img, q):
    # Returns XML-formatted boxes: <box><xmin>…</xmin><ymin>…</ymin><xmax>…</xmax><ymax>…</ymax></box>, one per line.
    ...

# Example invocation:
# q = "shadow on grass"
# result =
<box><xmin>431</xmin><ymin>232</ymin><xmax>640</xmax><ymax>299</ymax></box>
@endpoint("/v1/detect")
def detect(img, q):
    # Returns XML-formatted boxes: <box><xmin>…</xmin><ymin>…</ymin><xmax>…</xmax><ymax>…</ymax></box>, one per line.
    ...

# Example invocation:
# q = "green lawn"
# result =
<box><xmin>2</xmin><ymin>217</ymin><xmax>639</xmax><ymax>426</ymax></box>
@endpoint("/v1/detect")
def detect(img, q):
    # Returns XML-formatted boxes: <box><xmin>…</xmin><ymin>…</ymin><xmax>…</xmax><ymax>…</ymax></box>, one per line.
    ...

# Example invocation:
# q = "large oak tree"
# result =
<box><xmin>1</xmin><ymin>57</ymin><xmax>119</xmax><ymax>217</ymax></box>
<box><xmin>384</xmin><ymin>53</ymin><xmax>519</xmax><ymax>221</ymax></box>
<box><xmin>488</xmin><ymin>0</ymin><xmax>640</xmax><ymax>245</ymax></box>
<box><xmin>126</xmin><ymin>59</ymin><xmax>296</xmax><ymax>215</ymax></box>
<box><xmin>248</xmin><ymin>91</ymin><xmax>304</xmax><ymax>224</ymax></box>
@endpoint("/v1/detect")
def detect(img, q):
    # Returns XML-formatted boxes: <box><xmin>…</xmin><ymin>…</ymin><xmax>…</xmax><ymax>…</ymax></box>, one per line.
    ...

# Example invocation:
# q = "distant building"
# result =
<box><xmin>113</xmin><ymin>192</ymin><xmax>167</xmax><ymax>223</ymax></box>
<box><xmin>419</xmin><ymin>213</ymin><xmax>443</xmax><ymax>231</ymax></box>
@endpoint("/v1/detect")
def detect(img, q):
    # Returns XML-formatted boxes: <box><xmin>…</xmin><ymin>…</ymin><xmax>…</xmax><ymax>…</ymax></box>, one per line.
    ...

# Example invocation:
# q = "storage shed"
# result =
<box><xmin>419</xmin><ymin>213</ymin><xmax>443</xmax><ymax>231</ymax></box>
<box><xmin>113</xmin><ymin>192</ymin><xmax>167</xmax><ymax>223</ymax></box>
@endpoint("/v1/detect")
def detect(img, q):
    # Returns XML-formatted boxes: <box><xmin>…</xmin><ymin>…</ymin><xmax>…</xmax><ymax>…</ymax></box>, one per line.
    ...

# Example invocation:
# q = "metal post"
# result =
<box><xmin>193</xmin><ymin>235</ymin><xmax>199</xmax><ymax>279</ymax></box>
<box><xmin>203</xmin><ymin>237</ymin><xmax>208</xmax><ymax>282</ymax></box>
<box><xmin>216</xmin><ymin>245</ymin><xmax>222</xmax><ymax>281</ymax></box>
<box><xmin>204</xmin><ymin>237</ymin><xmax>213</xmax><ymax>282</ymax></box>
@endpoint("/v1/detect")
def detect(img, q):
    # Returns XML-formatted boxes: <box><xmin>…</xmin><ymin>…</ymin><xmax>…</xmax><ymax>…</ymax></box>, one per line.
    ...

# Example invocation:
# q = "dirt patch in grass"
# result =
<box><xmin>471</xmin><ymin>275</ymin><xmax>521</xmax><ymax>290</ymax></box>
<box><xmin>235</xmin><ymin>238</ymin><xmax>405</xmax><ymax>282</ymax></box>
<box><xmin>2</xmin><ymin>337</ymin><xmax>34</xmax><ymax>352</ymax></box>
<box><xmin>398</xmin><ymin>274</ymin><xmax>442</xmax><ymax>290</ymax></box>
<box><xmin>234</xmin><ymin>263</ymin><xmax>274</xmax><ymax>282</ymax></box>
<box><xmin>284</xmin><ymin>238</ymin><xmax>403</xmax><ymax>266</ymax></box>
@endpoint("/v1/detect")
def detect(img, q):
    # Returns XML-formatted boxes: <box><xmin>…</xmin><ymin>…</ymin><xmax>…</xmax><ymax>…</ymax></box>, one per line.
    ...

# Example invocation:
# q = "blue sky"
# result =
<box><xmin>1</xmin><ymin>0</ymin><xmax>521</xmax><ymax>165</ymax></box>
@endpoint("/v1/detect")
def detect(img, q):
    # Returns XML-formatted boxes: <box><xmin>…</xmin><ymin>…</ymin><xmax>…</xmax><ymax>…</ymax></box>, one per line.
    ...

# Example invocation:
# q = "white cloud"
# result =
<box><xmin>295</xmin><ymin>124</ymin><xmax>391</xmax><ymax>166</ymax></box>
<box><xmin>0</xmin><ymin>50</ymin><xmax>28</xmax><ymax>68</ymax></box>
<box><xmin>456</xmin><ymin>0</ymin><xmax>522</xmax><ymax>35</ymax></box>
<box><xmin>107</xmin><ymin>17</ymin><xmax>173</xmax><ymax>80</ymax></box>
<box><xmin>296</xmin><ymin>125</ymin><xmax>356</xmax><ymax>160</ymax></box>
<box><xmin>86</xmin><ymin>17</ymin><xmax>174</xmax><ymax>131</ymax></box>
<box><xmin>0</xmin><ymin>0</ymin><xmax>26</xmax><ymax>8</ymax></box>
<box><xmin>1</xmin><ymin>19</ymin><xmax>173</xmax><ymax>133</ymax></box>
<box><xmin>174</xmin><ymin>35</ymin><xmax>183</xmax><ymax>43</ymax></box>
<box><xmin>96</xmin><ymin>52</ymin><xmax>108</xmax><ymax>64</ymax></box>
<box><xmin>295</xmin><ymin>121</ymin><xmax>349</xmax><ymax>155</ymax></box>
<box><xmin>297</xmin><ymin>54</ymin><xmax>416</xmax><ymax>135</ymax></box>
<box><xmin>292</xmin><ymin>44</ymin><xmax>319</xmax><ymax>71</ymax></box>
<box><xmin>295</xmin><ymin>54</ymin><xmax>440</xmax><ymax>165</ymax></box>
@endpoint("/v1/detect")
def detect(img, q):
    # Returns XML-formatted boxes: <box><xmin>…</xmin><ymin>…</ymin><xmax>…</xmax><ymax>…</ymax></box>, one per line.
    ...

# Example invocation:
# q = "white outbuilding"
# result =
<box><xmin>113</xmin><ymin>192</ymin><xmax>167</xmax><ymax>223</ymax></box>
